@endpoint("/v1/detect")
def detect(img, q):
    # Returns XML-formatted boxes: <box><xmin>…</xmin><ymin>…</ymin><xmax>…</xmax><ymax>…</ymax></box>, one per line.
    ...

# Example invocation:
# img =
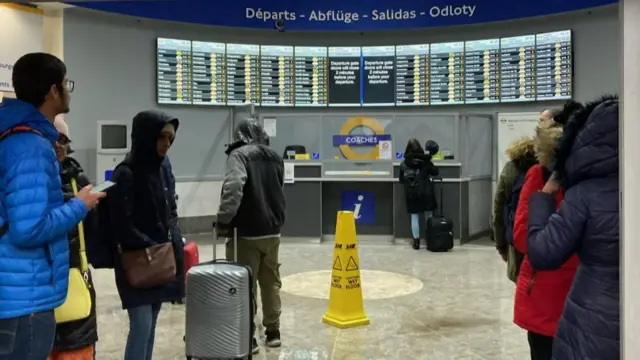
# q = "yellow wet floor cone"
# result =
<box><xmin>322</xmin><ymin>211</ymin><xmax>370</xmax><ymax>329</ymax></box>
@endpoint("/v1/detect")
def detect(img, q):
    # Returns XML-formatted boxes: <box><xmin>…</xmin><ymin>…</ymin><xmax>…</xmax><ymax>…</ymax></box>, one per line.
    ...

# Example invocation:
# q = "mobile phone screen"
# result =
<box><xmin>92</xmin><ymin>180</ymin><xmax>116</xmax><ymax>193</ymax></box>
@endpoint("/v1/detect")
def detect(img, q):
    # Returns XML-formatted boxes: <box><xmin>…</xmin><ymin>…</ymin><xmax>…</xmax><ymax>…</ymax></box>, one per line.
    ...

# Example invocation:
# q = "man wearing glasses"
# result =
<box><xmin>0</xmin><ymin>53</ymin><xmax>104</xmax><ymax>360</ymax></box>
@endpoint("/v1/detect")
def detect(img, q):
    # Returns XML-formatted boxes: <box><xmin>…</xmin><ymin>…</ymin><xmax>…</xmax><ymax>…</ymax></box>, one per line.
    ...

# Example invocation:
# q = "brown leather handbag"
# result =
<box><xmin>121</xmin><ymin>242</ymin><xmax>177</xmax><ymax>289</ymax></box>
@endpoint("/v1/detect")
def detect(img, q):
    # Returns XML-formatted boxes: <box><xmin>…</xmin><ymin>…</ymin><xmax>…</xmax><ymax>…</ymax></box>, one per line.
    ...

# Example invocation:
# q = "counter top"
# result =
<box><xmin>286</xmin><ymin>177</ymin><xmax>470</xmax><ymax>183</ymax></box>
<box><xmin>283</xmin><ymin>160</ymin><xmax>462</xmax><ymax>167</ymax></box>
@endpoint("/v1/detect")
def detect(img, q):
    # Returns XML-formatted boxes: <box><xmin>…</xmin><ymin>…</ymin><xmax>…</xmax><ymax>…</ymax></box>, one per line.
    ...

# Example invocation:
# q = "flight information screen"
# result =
<box><xmin>500</xmin><ymin>35</ymin><xmax>536</xmax><ymax>102</ymax></box>
<box><xmin>361</xmin><ymin>46</ymin><xmax>395</xmax><ymax>106</ymax></box>
<box><xmin>260</xmin><ymin>45</ymin><xmax>294</xmax><ymax>106</ymax></box>
<box><xmin>535</xmin><ymin>30</ymin><xmax>572</xmax><ymax>100</ymax></box>
<box><xmin>328</xmin><ymin>47</ymin><xmax>361</xmax><ymax>107</ymax></box>
<box><xmin>429</xmin><ymin>42</ymin><xmax>464</xmax><ymax>105</ymax></box>
<box><xmin>192</xmin><ymin>41</ymin><xmax>225</xmax><ymax>105</ymax></box>
<box><xmin>395</xmin><ymin>44</ymin><xmax>430</xmax><ymax>106</ymax></box>
<box><xmin>294</xmin><ymin>46</ymin><xmax>328</xmax><ymax>107</ymax></box>
<box><xmin>156</xmin><ymin>38</ymin><xmax>192</xmax><ymax>104</ymax></box>
<box><xmin>464</xmin><ymin>39</ymin><xmax>500</xmax><ymax>104</ymax></box>
<box><xmin>226</xmin><ymin>43</ymin><xmax>260</xmax><ymax>105</ymax></box>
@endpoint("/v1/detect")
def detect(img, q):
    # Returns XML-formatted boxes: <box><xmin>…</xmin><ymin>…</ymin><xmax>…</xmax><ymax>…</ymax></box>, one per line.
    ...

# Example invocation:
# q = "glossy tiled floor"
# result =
<box><xmin>92</xmin><ymin>238</ymin><xmax>530</xmax><ymax>360</ymax></box>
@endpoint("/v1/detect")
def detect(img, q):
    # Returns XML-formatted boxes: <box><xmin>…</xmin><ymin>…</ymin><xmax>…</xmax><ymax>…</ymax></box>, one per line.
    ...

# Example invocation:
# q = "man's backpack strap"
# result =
<box><xmin>0</xmin><ymin>126</ymin><xmax>45</xmax><ymax>237</ymax></box>
<box><xmin>0</xmin><ymin>125</ymin><xmax>43</xmax><ymax>141</ymax></box>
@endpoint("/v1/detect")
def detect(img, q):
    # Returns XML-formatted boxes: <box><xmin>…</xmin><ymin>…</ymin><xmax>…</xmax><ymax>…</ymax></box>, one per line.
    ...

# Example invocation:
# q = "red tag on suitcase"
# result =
<box><xmin>183</xmin><ymin>242</ymin><xmax>200</xmax><ymax>278</ymax></box>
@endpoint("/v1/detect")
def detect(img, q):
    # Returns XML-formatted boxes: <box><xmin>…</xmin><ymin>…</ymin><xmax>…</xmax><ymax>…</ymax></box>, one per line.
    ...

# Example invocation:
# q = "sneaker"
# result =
<box><xmin>412</xmin><ymin>238</ymin><xmax>420</xmax><ymax>250</ymax></box>
<box><xmin>252</xmin><ymin>338</ymin><xmax>260</xmax><ymax>354</ymax></box>
<box><xmin>265</xmin><ymin>329</ymin><xmax>281</xmax><ymax>348</ymax></box>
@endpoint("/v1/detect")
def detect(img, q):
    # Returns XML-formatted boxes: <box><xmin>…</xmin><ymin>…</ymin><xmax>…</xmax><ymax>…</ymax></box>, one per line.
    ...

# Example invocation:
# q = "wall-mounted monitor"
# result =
<box><xmin>464</xmin><ymin>39</ymin><xmax>500</xmax><ymax>104</ymax></box>
<box><xmin>361</xmin><ymin>46</ymin><xmax>395</xmax><ymax>107</ymax></box>
<box><xmin>500</xmin><ymin>35</ymin><xmax>536</xmax><ymax>102</ymax></box>
<box><xmin>156</xmin><ymin>38</ymin><xmax>192</xmax><ymax>105</ymax></box>
<box><xmin>226</xmin><ymin>43</ymin><xmax>260</xmax><ymax>105</ymax></box>
<box><xmin>260</xmin><ymin>45</ymin><xmax>294</xmax><ymax>107</ymax></box>
<box><xmin>395</xmin><ymin>44</ymin><xmax>430</xmax><ymax>106</ymax></box>
<box><xmin>294</xmin><ymin>46</ymin><xmax>328</xmax><ymax>107</ymax></box>
<box><xmin>327</xmin><ymin>46</ymin><xmax>362</xmax><ymax>107</ymax></box>
<box><xmin>535</xmin><ymin>30</ymin><xmax>572</xmax><ymax>101</ymax></box>
<box><xmin>429</xmin><ymin>41</ymin><xmax>465</xmax><ymax>105</ymax></box>
<box><xmin>192</xmin><ymin>41</ymin><xmax>226</xmax><ymax>106</ymax></box>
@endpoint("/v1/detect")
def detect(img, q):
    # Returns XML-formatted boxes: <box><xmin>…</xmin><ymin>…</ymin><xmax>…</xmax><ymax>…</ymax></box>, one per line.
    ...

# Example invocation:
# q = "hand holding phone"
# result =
<box><xmin>91</xmin><ymin>181</ymin><xmax>116</xmax><ymax>193</ymax></box>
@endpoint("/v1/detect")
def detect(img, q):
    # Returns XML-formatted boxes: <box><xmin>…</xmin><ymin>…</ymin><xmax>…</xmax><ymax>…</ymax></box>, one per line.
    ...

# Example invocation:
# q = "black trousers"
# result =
<box><xmin>527</xmin><ymin>331</ymin><xmax>554</xmax><ymax>360</ymax></box>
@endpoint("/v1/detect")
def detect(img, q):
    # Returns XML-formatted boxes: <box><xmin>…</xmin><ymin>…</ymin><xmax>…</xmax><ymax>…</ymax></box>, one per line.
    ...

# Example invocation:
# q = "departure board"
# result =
<box><xmin>535</xmin><ymin>30</ymin><xmax>572</xmax><ymax>100</ymax></box>
<box><xmin>328</xmin><ymin>47</ymin><xmax>361</xmax><ymax>107</ymax></box>
<box><xmin>226</xmin><ymin>44</ymin><xmax>260</xmax><ymax>105</ymax></box>
<box><xmin>429</xmin><ymin>42</ymin><xmax>464</xmax><ymax>105</ymax></box>
<box><xmin>294</xmin><ymin>46</ymin><xmax>328</xmax><ymax>107</ymax></box>
<box><xmin>500</xmin><ymin>35</ymin><xmax>536</xmax><ymax>102</ymax></box>
<box><xmin>395</xmin><ymin>44</ymin><xmax>430</xmax><ymax>106</ymax></box>
<box><xmin>361</xmin><ymin>46</ymin><xmax>395</xmax><ymax>106</ymax></box>
<box><xmin>259</xmin><ymin>46</ymin><xmax>294</xmax><ymax>106</ymax></box>
<box><xmin>192</xmin><ymin>41</ymin><xmax>225</xmax><ymax>105</ymax></box>
<box><xmin>156</xmin><ymin>38</ymin><xmax>192</xmax><ymax>104</ymax></box>
<box><xmin>464</xmin><ymin>39</ymin><xmax>500</xmax><ymax>104</ymax></box>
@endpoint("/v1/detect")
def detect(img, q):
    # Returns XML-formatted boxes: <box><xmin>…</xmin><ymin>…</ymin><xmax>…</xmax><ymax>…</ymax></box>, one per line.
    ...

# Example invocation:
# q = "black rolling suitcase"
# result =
<box><xmin>426</xmin><ymin>177</ymin><xmax>454</xmax><ymax>252</ymax></box>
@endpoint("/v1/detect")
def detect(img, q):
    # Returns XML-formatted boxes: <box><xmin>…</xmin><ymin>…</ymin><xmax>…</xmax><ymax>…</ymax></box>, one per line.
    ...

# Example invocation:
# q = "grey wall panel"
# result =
<box><xmin>282</xmin><ymin>182</ymin><xmax>322</xmax><ymax>237</ymax></box>
<box><xmin>293</xmin><ymin>165</ymin><xmax>322</xmax><ymax>178</ymax></box>
<box><xmin>459</xmin><ymin>181</ymin><xmax>470</xmax><ymax>243</ymax></box>
<box><xmin>464</xmin><ymin>115</ymin><xmax>494</xmax><ymax>177</ymax></box>
<box><xmin>467</xmin><ymin>178</ymin><xmax>493</xmax><ymax>236</ymax></box>
<box><xmin>321</xmin><ymin>182</ymin><xmax>394</xmax><ymax>236</ymax></box>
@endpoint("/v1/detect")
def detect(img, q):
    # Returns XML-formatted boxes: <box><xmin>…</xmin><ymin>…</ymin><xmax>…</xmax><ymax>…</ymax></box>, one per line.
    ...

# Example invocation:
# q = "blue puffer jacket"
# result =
<box><xmin>0</xmin><ymin>99</ymin><xmax>88</xmax><ymax>319</ymax></box>
<box><xmin>526</xmin><ymin>96</ymin><xmax>619</xmax><ymax>360</ymax></box>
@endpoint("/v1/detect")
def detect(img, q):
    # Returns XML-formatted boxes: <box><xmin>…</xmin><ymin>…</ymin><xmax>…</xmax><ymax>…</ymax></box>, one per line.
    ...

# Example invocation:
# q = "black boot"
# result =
<box><xmin>412</xmin><ymin>238</ymin><xmax>420</xmax><ymax>250</ymax></box>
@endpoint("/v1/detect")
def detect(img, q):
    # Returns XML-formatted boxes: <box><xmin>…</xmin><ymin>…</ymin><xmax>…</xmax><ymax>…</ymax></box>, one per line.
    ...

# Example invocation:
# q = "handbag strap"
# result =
<box><xmin>70</xmin><ymin>178</ymin><xmax>89</xmax><ymax>274</ymax></box>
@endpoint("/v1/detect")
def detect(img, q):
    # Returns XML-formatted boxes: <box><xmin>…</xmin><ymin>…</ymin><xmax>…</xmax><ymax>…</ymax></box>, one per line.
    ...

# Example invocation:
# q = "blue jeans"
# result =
<box><xmin>0</xmin><ymin>310</ymin><xmax>56</xmax><ymax>360</ymax></box>
<box><xmin>124</xmin><ymin>303</ymin><xmax>162</xmax><ymax>360</ymax></box>
<box><xmin>411</xmin><ymin>211</ymin><xmax>433</xmax><ymax>239</ymax></box>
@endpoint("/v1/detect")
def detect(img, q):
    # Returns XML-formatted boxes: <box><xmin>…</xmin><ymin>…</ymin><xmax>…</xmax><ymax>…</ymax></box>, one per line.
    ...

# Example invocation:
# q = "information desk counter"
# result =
<box><xmin>281</xmin><ymin>161</ymin><xmax>480</xmax><ymax>243</ymax></box>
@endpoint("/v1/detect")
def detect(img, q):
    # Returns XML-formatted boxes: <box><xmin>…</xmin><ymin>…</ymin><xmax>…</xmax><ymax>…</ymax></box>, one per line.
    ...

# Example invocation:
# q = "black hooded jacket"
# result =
<box><xmin>399</xmin><ymin>153</ymin><xmax>439</xmax><ymax>213</ymax></box>
<box><xmin>110</xmin><ymin>110</ymin><xmax>184</xmax><ymax>309</ymax></box>
<box><xmin>54</xmin><ymin>157</ymin><xmax>98</xmax><ymax>351</ymax></box>
<box><xmin>217</xmin><ymin>120</ymin><xmax>285</xmax><ymax>237</ymax></box>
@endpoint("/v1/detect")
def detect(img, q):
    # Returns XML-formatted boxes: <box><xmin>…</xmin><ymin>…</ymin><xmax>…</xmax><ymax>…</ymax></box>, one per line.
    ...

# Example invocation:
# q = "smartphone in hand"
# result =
<box><xmin>91</xmin><ymin>180</ymin><xmax>116</xmax><ymax>193</ymax></box>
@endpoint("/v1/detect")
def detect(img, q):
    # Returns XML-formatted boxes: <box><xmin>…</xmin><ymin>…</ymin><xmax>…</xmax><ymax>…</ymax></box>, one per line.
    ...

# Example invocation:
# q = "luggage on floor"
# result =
<box><xmin>426</xmin><ymin>177</ymin><xmax>454</xmax><ymax>252</ymax></box>
<box><xmin>185</xmin><ymin>225</ymin><xmax>253</xmax><ymax>360</ymax></box>
<box><xmin>183</xmin><ymin>241</ymin><xmax>200</xmax><ymax>277</ymax></box>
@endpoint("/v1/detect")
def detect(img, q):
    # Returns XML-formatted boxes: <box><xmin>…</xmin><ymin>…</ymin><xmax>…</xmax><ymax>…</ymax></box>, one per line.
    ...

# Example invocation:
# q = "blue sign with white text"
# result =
<box><xmin>67</xmin><ymin>0</ymin><xmax>616</xmax><ymax>31</ymax></box>
<box><xmin>333</xmin><ymin>134</ymin><xmax>391</xmax><ymax>147</ymax></box>
<box><xmin>341</xmin><ymin>190</ymin><xmax>375</xmax><ymax>225</ymax></box>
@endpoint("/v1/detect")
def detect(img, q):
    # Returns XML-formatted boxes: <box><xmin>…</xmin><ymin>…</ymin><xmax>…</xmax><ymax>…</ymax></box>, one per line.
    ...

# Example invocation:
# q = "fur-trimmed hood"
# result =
<box><xmin>534</xmin><ymin>118</ymin><xmax>563</xmax><ymax>169</ymax></box>
<box><xmin>505</xmin><ymin>136</ymin><xmax>537</xmax><ymax>171</ymax></box>
<box><xmin>554</xmin><ymin>95</ymin><xmax>619</xmax><ymax>188</ymax></box>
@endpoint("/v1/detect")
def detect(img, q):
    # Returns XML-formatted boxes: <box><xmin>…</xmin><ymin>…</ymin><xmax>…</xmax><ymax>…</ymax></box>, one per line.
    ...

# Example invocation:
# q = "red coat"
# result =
<box><xmin>513</xmin><ymin>164</ymin><xmax>579</xmax><ymax>337</ymax></box>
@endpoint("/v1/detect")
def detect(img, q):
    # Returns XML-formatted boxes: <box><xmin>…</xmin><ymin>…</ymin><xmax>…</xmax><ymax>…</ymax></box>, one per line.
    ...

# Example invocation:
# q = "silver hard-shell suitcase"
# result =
<box><xmin>185</xmin><ymin>226</ymin><xmax>253</xmax><ymax>360</ymax></box>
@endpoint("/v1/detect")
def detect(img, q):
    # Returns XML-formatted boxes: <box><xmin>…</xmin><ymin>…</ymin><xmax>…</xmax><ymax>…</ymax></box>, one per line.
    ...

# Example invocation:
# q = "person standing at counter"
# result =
<box><xmin>399</xmin><ymin>138</ymin><xmax>439</xmax><ymax>250</ymax></box>
<box><xmin>216</xmin><ymin>120</ymin><xmax>286</xmax><ymax>354</ymax></box>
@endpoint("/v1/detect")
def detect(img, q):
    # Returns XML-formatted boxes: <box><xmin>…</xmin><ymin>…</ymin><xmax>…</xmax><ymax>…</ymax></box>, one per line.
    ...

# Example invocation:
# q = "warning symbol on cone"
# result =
<box><xmin>333</xmin><ymin>256</ymin><xmax>343</xmax><ymax>271</ymax></box>
<box><xmin>346</xmin><ymin>256</ymin><xmax>359</xmax><ymax>271</ymax></box>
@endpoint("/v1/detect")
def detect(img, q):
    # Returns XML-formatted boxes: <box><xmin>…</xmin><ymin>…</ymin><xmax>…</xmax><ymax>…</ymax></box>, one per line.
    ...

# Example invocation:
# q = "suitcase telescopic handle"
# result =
<box><xmin>212</xmin><ymin>221</ymin><xmax>238</xmax><ymax>262</ymax></box>
<box><xmin>432</xmin><ymin>177</ymin><xmax>445</xmax><ymax>217</ymax></box>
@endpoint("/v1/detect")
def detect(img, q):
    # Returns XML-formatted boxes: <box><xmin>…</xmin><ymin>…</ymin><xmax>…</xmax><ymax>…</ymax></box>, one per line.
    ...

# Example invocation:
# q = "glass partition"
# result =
<box><xmin>389</xmin><ymin>114</ymin><xmax>459</xmax><ymax>160</ymax></box>
<box><xmin>261</xmin><ymin>114</ymin><xmax>322</xmax><ymax>159</ymax></box>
